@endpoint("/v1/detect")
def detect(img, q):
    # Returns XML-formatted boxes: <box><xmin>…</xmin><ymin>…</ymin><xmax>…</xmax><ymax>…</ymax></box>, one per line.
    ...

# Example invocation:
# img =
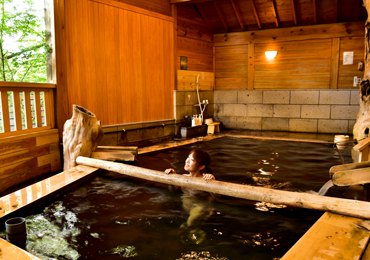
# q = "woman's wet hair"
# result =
<box><xmin>189</xmin><ymin>149</ymin><xmax>213</xmax><ymax>174</ymax></box>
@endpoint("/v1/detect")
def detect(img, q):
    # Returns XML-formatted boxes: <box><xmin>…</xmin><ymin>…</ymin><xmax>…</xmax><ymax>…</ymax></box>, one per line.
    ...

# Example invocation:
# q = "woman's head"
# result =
<box><xmin>184</xmin><ymin>149</ymin><xmax>211</xmax><ymax>173</ymax></box>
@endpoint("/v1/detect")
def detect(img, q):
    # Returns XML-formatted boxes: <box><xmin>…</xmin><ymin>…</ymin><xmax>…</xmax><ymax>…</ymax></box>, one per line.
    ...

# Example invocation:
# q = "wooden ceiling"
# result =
<box><xmin>171</xmin><ymin>0</ymin><xmax>367</xmax><ymax>33</ymax></box>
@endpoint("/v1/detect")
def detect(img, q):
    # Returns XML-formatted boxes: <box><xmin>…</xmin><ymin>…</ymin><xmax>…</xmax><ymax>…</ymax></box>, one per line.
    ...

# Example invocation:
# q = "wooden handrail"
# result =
<box><xmin>0</xmin><ymin>83</ymin><xmax>56</xmax><ymax>138</ymax></box>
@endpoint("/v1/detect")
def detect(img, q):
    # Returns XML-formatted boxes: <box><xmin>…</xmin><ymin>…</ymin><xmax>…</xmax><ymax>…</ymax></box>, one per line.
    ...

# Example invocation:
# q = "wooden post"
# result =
<box><xmin>63</xmin><ymin>105</ymin><xmax>103</xmax><ymax>170</ymax></box>
<box><xmin>76</xmin><ymin>156</ymin><xmax>370</xmax><ymax>220</ymax></box>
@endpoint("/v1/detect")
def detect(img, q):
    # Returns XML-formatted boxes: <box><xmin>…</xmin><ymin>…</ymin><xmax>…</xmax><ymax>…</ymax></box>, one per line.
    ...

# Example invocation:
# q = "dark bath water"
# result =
<box><xmin>16</xmin><ymin>137</ymin><xmax>343</xmax><ymax>260</ymax></box>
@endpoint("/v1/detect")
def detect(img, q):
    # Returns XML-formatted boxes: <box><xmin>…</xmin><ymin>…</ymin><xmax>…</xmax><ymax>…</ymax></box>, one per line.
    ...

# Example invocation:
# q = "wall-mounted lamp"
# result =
<box><xmin>265</xmin><ymin>51</ymin><xmax>278</xmax><ymax>59</ymax></box>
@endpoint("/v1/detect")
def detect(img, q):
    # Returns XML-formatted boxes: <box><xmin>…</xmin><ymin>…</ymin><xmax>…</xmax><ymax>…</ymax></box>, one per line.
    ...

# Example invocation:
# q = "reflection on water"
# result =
<box><xmin>12</xmin><ymin>137</ymin><xmax>341</xmax><ymax>260</ymax></box>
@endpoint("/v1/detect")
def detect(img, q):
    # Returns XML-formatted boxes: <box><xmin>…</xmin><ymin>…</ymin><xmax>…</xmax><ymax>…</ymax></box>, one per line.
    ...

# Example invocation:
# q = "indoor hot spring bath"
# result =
<box><xmin>0</xmin><ymin>136</ymin><xmax>347</xmax><ymax>260</ymax></box>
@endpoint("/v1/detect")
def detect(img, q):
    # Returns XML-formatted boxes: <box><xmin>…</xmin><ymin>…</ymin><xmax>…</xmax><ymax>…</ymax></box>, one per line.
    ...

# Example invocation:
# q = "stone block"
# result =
<box><xmin>247</xmin><ymin>104</ymin><xmax>273</xmax><ymax>117</ymax></box>
<box><xmin>319</xmin><ymin>90</ymin><xmax>350</xmax><ymax>104</ymax></box>
<box><xmin>290</xmin><ymin>90</ymin><xmax>319</xmax><ymax>104</ymax></box>
<box><xmin>175</xmin><ymin>105</ymin><xmax>193</xmax><ymax>120</ymax></box>
<box><xmin>199</xmin><ymin>91</ymin><xmax>214</xmax><ymax>104</ymax></box>
<box><xmin>318</xmin><ymin>120</ymin><xmax>348</xmax><ymax>134</ymax></box>
<box><xmin>350</xmin><ymin>90</ymin><xmax>360</xmax><ymax>105</ymax></box>
<box><xmin>215</xmin><ymin>116</ymin><xmax>236</xmax><ymax>129</ymax></box>
<box><xmin>223</xmin><ymin>104</ymin><xmax>247</xmax><ymax>116</ymax></box>
<box><xmin>273</xmin><ymin>105</ymin><xmax>301</xmax><ymax>118</ymax></box>
<box><xmin>263</xmin><ymin>90</ymin><xmax>290</xmax><ymax>104</ymax></box>
<box><xmin>119</xmin><ymin>129</ymin><xmax>143</xmax><ymax>144</ymax></box>
<box><xmin>214</xmin><ymin>90</ymin><xmax>238</xmax><ymax>104</ymax></box>
<box><xmin>289</xmin><ymin>119</ymin><xmax>318</xmax><ymax>133</ymax></box>
<box><xmin>174</xmin><ymin>91</ymin><xmax>185</xmax><ymax>106</ymax></box>
<box><xmin>331</xmin><ymin>105</ymin><xmax>359</xmax><ymax>120</ymax></box>
<box><xmin>261</xmin><ymin>118</ymin><xmax>289</xmax><ymax>131</ymax></box>
<box><xmin>184</xmin><ymin>91</ymin><xmax>199</xmax><ymax>106</ymax></box>
<box><xmin>238</xmin><ymin>90</ymin><xmax>263</xmax><ymax>104</ymax></box>
<box><xmin>99</xmin><ymin>132</ymin><xmax>118</xmax><ymax>146</ymax></box>
<box><xmin>236</xmin><ymin>117</ymin><xmax>262</xmax><ymax>130</ymax></box>
<box><xmin>301</xmin><ymin>105</ymin><xmax>330</xmax><ymax>119</ymax></box>
<box><xmin>348</xmin><ymin>120</ymin><xmax>356</xmax><ymax>134</ymax></box>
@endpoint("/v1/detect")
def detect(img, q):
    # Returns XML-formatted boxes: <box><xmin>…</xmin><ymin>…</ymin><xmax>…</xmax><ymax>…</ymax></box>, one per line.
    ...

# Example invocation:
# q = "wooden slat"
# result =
<box><xmin>12</xmin><ymin>91</ymin><xmax>22</xmax><ymax>131</ymax></box>
<box><xmin>250</xmin><ymin>0</ymin><xmax>261</xmax><ymax>29</ymax></box>
<box><xmin>177</xmin><ymin>70</ymin><xmax>214</xmax><ymax>90</ymax></box>
<box><xmin>1</xmin><ymin>91</ymin><xmax>10</xmax><ymax>132</ymax></box>
<box><xmin>230</xmin><ymin>0</ymin><xmax>244</xmax><ymax>31</ymax></box>
<box><xmin>291</xmin><ymin>0</ymin><xmax>297</xmax><ymax>25</ymax></box>
<box><xmin>330</xmin><ymin>38</ymin><xmax>340</xmax><ymax>89</ymax></box>
<box><xmin>34</xmin><ymin>91</ymin><xmax>42</xmax><ymax>127</ymax></box>
<box><xmin>24</xmin><ymin>91</ymin><xmax>32</xmax><ymax>129</ymax></box>
<box><xmin>248</xmin><ymin>43</ymin><xmax>254</xmax><ymax>90</ymax></box>
<box><xmin>271</xmin><ymin>0</ymin><xmax>279</xmax><ymax>27</ymax></box>
<box><xmin>213</xmin><ymin>0</ymin><xmax>228</xmax><ymax>32</ymax></box>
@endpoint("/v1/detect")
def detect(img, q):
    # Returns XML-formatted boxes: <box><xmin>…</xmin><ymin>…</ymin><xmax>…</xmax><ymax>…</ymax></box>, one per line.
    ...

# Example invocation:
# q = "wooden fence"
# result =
<box><xmin>0</xmin><ymin>82</ymin><xmax>56</xmax><ymax>138</ymax></box>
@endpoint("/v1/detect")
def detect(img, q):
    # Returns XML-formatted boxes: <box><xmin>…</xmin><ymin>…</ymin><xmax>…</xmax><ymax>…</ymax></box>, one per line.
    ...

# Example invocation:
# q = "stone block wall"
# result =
<box><xmin>174</xmin><ymin>90</ymin><xmax>215</xmax><ymax>122</ymax></box>
<box><xmin>214</xmin><ymin>89</ymin><xmax>360</xmax><ymax>134</ymax></box>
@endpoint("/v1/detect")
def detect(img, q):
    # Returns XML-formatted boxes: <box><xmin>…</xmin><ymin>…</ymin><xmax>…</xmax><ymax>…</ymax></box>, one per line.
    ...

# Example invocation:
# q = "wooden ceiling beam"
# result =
<box><xmin>250</xmin><ymin>0</ymin><xmax>261</xmax><ymax>29</ymax></box>
<box><xmin>195</xmin><ymin>3</ymin><xmax>213</xmax><ymax>29</ymax></box>
<box><xmin>312</xmin><ymin>0</ymin><xmax>316</xmax><ymax>24</ymax></box>
<box><xmin>170</xmin><ymin>0</ymin><xmax>213</xmax><ymax>5</ymax></box>
<box><xmin>230</xmin><ymin>0</ymin><xmax>245</xmax><ymax>31</ymax></box>
<box><xmin>213</xmin><ymin>0</ymin><xmax>229</xmax><ymax>32</ymax></box>
<box><xmin>271</xmin><ymin>0</ymin><xmax>279</xmax><ymax>27</ymax></box>
<box><xmin>291</xmin><ymin>0</ymin><xmax>297</xmax><ymax>25</ymax></box>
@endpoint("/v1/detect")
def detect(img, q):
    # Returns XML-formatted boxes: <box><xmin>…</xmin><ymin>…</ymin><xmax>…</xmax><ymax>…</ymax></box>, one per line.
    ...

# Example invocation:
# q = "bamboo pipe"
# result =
<box><xmin>76</xmin><ymin>156</ymin><xmax>370</xmax><ymax>219</ymax></box>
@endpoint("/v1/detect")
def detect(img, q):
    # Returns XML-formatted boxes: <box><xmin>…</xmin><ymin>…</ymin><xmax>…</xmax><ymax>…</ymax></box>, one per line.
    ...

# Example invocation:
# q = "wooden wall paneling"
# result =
<box><xmin>172</xmin><ymin>4</ymin><xmax>178</xmax><ymax>91</ymax></box>
<box><xmin>118</xmin><ymin>9</ymin><xmax>128</xmax><ymax>124</ymax></box>
<box><xmin>330</xmin><ymin>38</ymin><xmax>340</xmax><ymax>89</ymax></box>
<box><xmin>12</xmin><ymin>91</ymin><xmax>22</xmax><ymax>131</ymax></box>
<box><xmin>177</xmin><ymin>37</ymin><xmax>213</xmax><ymax>71</ymax></box>
<box><xmin>164</xmin><ymin>18</ymin><xmax>175</xmax><ymax>119</ymax></box>
<box><xmin>105</xmin><ymin>4</ymin><xmax>116</xmax><ymax>124</ymax></box>
<box><xmin>338</xmin><ymin>36</ymin><xmax>365</xmax><ymax>89</ymax></box>
<box><xmin>77</xmin><ymin>0</ymin><xmax>87</xmax><ymax>110</ymax></box>
<box><xmin>92</xmin><ymin>2</ymin><xmax>104</xmax><ymax>124</ymax></box>
<box><xmin>66</xmin><ymin>0</ymin><xmax>79</xmax><ymax>116</ymax></box>
<box><xmin>254</xmin><ymin>39</ymin><xmax>331</xmax><ymax>89</ymax></box>
<box><xmin>113</xmin><ymin>6</ymin><xmax>123</xmax><ymax>124</ymax></box>
<box><xmin>248</xmin><ymin>43</ymin><xmax>254</xmax><ymax>90</ymax></box>
<box><xmin>24</xmin><ymin>91</ymin><xmax>32</xmax><ymax>129</ymax></box>
<box><xmin>215</xmin><ymin>45</ymin><xmax>248</xmax><ymax>90</ymax></box>
<box><xmin>214</xmin><ymin>21</ymin><xmax>364</xmax><ymax>46</ymax></box>
<box><xmin>99</xmin><ymin>2</ymin><xmax>108</xmax><ymax>124</ymax></box>
<box><xmin>54</xmin><ymin>0</ymin><xmax>70</xmax><ymax>134</ymax></box>
<box><xmin>177</xmin><ymin>70</ymin><xmax>214</xmax><ymax>90</ymax></box>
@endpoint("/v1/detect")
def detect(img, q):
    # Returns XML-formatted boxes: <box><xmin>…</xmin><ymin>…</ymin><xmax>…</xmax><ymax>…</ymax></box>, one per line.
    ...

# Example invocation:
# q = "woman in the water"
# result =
<box><xmin>164</xmin><ymin>149</ymin><xmax>215</xmax><ymax>181</ymax></box>
<box><xmin>165</xmin><ymin>149</ymin><xmax>215</xmax><ymax>230</ymax></box>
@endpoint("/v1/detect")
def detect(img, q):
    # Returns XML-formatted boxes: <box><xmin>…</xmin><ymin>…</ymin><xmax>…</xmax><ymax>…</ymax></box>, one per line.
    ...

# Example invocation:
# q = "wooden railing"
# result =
<box><xmin>0</xmin><ymin>82</ymin><xmax>56</xmax><ymax>138</ymax></box>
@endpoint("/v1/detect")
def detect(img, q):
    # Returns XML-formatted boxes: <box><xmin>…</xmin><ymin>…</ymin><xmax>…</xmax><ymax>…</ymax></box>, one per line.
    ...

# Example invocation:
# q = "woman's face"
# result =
<box><xmin>184</xmin><ymin>153</ymin><xmax>201</xmax><ymax>173</ymax></box>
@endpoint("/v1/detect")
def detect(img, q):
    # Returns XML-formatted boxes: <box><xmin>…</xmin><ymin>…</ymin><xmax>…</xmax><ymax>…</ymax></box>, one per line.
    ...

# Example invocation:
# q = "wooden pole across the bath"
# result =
<box><xmin>76</xmin><ymin>156</ymin><xmax>370</xmax><ymax>220</ymax></box>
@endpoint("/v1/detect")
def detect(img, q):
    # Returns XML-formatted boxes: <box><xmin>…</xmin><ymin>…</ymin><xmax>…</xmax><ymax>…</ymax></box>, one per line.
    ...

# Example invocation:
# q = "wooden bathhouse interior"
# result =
<box><xmin>2</xmin><ymin>0</ymin><xmax>370</xmax><ymax>259</ymax></box>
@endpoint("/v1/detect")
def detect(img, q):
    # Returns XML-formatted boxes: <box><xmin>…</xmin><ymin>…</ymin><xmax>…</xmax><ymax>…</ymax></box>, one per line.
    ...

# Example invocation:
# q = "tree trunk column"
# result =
<box><xmin>353</xmin><ymin>0</ymin><xmax>370</xmax><ymax>141</ymax></box>
<box><xmin>63</xmin><ymin>105</ymin><xmax>104</xmax><ymax>170</ymax></box>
